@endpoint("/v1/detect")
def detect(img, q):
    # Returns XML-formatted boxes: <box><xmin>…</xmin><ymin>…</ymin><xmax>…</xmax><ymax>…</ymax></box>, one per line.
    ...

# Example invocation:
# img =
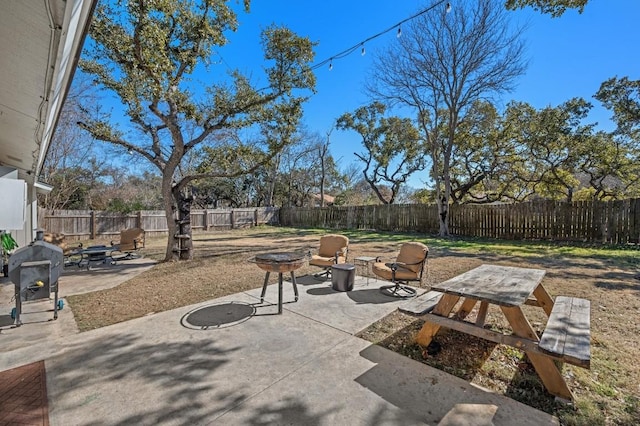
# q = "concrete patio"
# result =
<box><xmin>0</xmin><ymin>260</ymin><xmax>558</xmax><ymax>425</ymax></box>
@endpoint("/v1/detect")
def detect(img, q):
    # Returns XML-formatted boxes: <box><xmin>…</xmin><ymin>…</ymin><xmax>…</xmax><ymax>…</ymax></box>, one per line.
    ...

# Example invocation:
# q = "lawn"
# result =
<box><xmin>67</xmin><ymin>226</ymin><xmax>640</xmax><ymax>425</ymax></box>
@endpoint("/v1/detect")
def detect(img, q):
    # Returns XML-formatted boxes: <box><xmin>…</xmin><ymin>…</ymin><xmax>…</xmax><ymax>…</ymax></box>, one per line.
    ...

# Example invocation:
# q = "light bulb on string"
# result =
<box><xmin>309</xmin><ymin>1</ymin><xmax>448</xmax><ymax>73</ymax></box>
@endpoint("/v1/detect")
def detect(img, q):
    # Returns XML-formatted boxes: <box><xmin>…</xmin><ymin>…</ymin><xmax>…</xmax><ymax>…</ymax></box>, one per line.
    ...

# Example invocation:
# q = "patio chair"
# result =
<box><xmin>308</xmin><ymin>234</ymin><xmax>349</xmax><ymax>279</ymax></box>
<box><xmin>372</xmin><ymin>242</ymin><xmax>428</xmax><ymax>299</ymax></box>
<box><xmin>111</xmin><ymin>227</ymin><xmax>145</xmax><ymax>260</ymax></box>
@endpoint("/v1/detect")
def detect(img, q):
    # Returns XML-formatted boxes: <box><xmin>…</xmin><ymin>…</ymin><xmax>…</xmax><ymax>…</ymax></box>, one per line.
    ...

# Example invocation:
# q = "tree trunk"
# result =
<box><xmin>266</xmin><ymin>156</ymin><xmax>280</xmax><ymax>207</ymax></box>
<box><xmin>319</xmin><ymin>161</ymin><xmax>325</xmax><ymax>208</ymax></box>
<box><xmin>163</xmin><ymin>193</ymin><xmax>180</xmax><ymax>262</ymax></box>
<box><xmin>438</xmin><ymin>195</ymin><xmax>449</xmax><ymax>236</ymax></box>
<box><xmin>173</xmin><ymin>187</ymin><xmax>194</xmax><ymax>261</ymax></box>
<box><xmin>162</xmin><ymin>189</ymin><xmax>194</xmax><ymax>262</ymax></box>
<box><xmin>319</xmin><ymin>137</ymin><xmax>329</xmax><ymax>207</ymax></box>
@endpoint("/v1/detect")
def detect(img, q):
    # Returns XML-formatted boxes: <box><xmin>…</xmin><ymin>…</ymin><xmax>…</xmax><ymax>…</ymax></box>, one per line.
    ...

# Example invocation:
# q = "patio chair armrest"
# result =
<box><xmin>387</xmin><ymin>262</ymin><xmax>421</xmax><ymax>273</ymax></box>
<box><xmin>334</xmin><ymin>246</ymin><xmax>348</xmax><ymax>263</ymax></box>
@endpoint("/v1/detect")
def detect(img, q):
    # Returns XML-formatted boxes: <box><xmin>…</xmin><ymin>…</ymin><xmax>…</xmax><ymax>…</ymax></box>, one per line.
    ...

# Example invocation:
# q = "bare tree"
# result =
<box><xmin>280</xmin><ymin>132</ymin><xmax>323</xmax><ymax>207</ymax></box>
<box><xmin>367</xmin><ymin>0</ymin><xmax>526</xmax><ymax>235</ymax></box>
<box><xmin>40</xmin><ymin>80</ymin><xmax>108</xmax><ymax>210</ymax></box>
<box><xmin>318</xmin><ymin>130</ymin><xmax>332</xmax><ymax>207</ymax></box>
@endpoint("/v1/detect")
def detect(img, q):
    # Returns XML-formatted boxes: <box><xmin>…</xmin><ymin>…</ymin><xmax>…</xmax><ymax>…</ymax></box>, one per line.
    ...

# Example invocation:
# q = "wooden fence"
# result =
<box><xmin>280</xmin><ymin>199</ymin><xmax>640</xmax><ymax>245</ymax></box>
<box><xmin>41</xmin><ymin>207</ymin><xmax>280</xmax><ymax>241</ymax></box>
<box><xmin>41</xmin><ymin>199</ymin><xmax>640</xmax><ymax>245</ymax></box>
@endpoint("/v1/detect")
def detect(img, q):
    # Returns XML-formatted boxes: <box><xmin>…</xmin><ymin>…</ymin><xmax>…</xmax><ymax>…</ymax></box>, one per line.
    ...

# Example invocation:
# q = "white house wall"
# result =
<box><xmin>0</xmin><ymin>0</ymin><xmax>97</xmax><ymax>245</ymax></box>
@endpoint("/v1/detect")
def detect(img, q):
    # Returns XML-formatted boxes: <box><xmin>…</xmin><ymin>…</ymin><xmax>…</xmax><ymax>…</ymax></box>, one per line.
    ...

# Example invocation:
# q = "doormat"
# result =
<box><xmin>0</xmin><ymin>360</ymin><xmax>49</xmax><ymax>425</ymax></box>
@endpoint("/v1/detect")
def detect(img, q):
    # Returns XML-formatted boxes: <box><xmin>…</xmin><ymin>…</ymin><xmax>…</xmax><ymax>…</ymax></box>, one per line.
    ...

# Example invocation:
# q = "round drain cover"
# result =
<box><xmin>181</xmin><ymin>302</ymin><xmax>255</xmax><ymax>330</ymax></box>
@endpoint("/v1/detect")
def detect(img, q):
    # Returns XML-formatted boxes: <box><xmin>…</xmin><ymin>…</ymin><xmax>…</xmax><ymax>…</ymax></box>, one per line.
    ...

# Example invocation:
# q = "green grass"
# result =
<box><xmin>278</xmin><ymin>226</ymin><xmax>640</xmax><ymax>268</ymax></box>
<box><xmin>197</xmin><ymin>224</ymin><xmax>640</xmax><ymax>254</ymax></box>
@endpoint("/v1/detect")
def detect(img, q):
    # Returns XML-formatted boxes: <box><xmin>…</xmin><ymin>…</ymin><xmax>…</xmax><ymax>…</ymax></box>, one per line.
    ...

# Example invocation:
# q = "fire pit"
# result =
<box><xmin>252</xmin><ymin>252</ymin><xmax>308</xmax><ymax>314</ymax></box>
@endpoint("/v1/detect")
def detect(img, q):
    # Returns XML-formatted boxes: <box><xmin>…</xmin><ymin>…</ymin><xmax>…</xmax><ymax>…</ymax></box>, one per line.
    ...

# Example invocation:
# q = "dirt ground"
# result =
<box><xmin>68</xmin><ymin>227</ymin><xmax>640</xmax><ymax>425</ymax></box>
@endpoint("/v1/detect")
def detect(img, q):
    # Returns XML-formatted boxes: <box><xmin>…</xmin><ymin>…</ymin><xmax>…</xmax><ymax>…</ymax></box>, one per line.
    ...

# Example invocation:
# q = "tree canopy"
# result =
<box><xmin>595</xmin><ymin>77</ymin><xmax>640</xmax><ymax>140</ymax></box>
<box><xmin>78</xmin><ymin>0</ymin><xmax>316</xmax><ymax>261</ymax></box>
<box><xmin>504</xmin><ymin>0</ymin><xmax>588</xmax><ymax>16</ymax></box>
<box><xmin>336</xmin><ymin>102</ymin><xmax>426</xmax><ymax>204</ymax></box>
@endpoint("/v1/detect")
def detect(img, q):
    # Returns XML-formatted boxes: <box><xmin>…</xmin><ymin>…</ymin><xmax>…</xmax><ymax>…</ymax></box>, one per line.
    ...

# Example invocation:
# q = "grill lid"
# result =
<box><xmin>8</xmin><ymin>240</ymin><xmax>64</xmax><ymax>285</ymax></box>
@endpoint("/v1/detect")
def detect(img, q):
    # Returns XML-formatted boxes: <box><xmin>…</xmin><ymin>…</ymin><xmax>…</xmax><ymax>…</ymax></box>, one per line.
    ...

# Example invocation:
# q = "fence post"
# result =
<box><xmin>136</xmin><ymin>211</ymin><xmax>142</xmax><ymax>229</ymax></box>
<box><xmin>203</xmin><ymin>209</ymin><xmax>209</xmax><ymax>231</ymax></box>
<box><xmin>254</xmin><ymin>209</ymin><xmax>259</xmax><ymax>227</ymax></box>
<box><xmin>230</xmin><ymin>210</ymin><xmax>235</xmax><ymax>229</ymax></box>
<box><xmin>90</xmin><ymin>211</ymin><xmax>96</xmax><ymax>240</ymax></box>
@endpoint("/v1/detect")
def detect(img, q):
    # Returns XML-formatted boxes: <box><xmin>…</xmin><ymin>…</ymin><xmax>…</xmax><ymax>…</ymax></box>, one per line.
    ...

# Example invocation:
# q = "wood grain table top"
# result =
<box><xmin>431</xmin><ymin>264</ymin><xmax>546</xmax><ymax>307</ymax></box>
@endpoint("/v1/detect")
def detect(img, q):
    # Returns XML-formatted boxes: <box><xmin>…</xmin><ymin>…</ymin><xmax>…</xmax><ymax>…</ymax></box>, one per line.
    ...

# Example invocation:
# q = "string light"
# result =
<box><xmin>310</xmin><ymin>0</ymin><xmax>450</xmax><ymax>71</ymax></box>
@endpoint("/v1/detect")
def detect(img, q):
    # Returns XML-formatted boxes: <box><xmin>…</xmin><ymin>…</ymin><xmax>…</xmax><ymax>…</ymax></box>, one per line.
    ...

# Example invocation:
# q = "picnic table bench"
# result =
<box><xmin>399</xmin><ymin>290</ymin><xmax>442</xmax><ymax>316</ymax></box>
<box><xmin>406</xmin><ymin>264</ymin><xmax>591</xmax><ymax>401</ymax></box>
<box><xmin>539</xmin><ymin>296</ymin><xmax>591</xmax><ymax>368</ymax></box>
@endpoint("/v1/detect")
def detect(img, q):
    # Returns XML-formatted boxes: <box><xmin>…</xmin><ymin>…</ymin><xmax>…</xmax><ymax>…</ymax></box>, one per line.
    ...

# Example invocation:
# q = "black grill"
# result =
<box><xmin>8</xmin><ymin>230</ymin><xmax>64</xmax><ymax>326</ymax></box>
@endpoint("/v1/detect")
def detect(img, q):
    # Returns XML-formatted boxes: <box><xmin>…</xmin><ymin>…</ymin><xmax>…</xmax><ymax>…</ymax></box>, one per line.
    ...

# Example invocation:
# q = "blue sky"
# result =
<box><xmin>209</xmin><ymin>0</ymin><xmax>639</xmax><ymax>189</ymax></box>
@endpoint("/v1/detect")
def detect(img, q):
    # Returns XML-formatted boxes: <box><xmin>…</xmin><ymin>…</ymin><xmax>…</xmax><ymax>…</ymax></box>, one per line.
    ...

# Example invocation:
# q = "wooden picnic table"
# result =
<box><xmin>414</xmin><ymin>264</ymin><xmax>590</xmax><ymax>401</ymax></box>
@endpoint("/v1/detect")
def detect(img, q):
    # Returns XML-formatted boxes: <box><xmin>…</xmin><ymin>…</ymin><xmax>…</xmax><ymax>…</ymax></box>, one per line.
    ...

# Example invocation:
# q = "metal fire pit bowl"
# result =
<box><xmin>251</xmin><ymin>252</ymin><xmax>308</xmax><ymax>314</ymax></box>
<box><xmin>254</xmin><ymin>252</ymin><xmax>307</xmax><ymax>273</ymax></box>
